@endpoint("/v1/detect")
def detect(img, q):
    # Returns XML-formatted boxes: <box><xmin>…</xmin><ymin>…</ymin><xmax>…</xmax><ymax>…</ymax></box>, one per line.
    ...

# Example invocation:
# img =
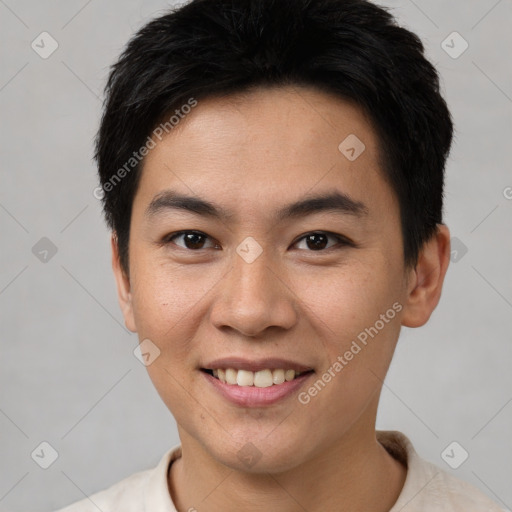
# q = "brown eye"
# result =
<box><xmin>294</xmin><ymin>232</ymin><xmax>352</xmax><ymax>251</ymax></box>
<box><xmin>166</xmin><ymin>231</ymin><xmax>218</xmax><ymax>250</ymax></box>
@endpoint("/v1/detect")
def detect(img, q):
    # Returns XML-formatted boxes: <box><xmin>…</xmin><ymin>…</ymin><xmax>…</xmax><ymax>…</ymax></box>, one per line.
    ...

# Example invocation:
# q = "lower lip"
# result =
<box><xmin>202</xmin><ymin>371</ymin><xmax>314</xmax><ymax>407</ymax></box>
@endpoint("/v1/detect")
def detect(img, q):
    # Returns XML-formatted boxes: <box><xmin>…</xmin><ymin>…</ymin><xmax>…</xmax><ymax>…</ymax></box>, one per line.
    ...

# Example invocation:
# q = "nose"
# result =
<box><xmin>209</xmin><ymin>249</ymin><xmax>298</xmax><ymax>338</ymax></box>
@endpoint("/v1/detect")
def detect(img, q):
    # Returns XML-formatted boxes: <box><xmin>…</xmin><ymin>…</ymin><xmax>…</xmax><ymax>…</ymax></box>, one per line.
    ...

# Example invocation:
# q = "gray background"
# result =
<box><xmin>1</xmin><ymin>0</ymin><xmax>511</xmax><ymax>510</ymax></box>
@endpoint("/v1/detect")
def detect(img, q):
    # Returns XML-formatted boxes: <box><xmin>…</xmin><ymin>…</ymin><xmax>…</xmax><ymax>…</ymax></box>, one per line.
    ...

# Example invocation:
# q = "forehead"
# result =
<box><xmin>133</xmin><ymin>85</ymin><xmax>396</xmax><ymax>224</ymax></box>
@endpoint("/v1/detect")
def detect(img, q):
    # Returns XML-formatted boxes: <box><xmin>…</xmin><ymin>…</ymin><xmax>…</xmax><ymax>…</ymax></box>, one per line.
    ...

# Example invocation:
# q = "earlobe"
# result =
<box><xmin>111</xmin><ymin>234</ymin><xmax>137</xmax><ymax>333</ymax></box>
<box><xmin>401</xmin><ymin>224</ymin><xmax>451</xmax><ymax>328</ymax></box>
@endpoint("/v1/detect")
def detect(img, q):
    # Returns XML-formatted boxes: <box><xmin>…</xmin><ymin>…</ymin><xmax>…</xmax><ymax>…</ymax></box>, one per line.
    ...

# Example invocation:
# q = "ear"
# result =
<box><xmin>401</xmin><ymin>224</ymin><xmax>451</xmax><ymax>328</ymax></box>
<box><xmin>111</xmin><ymin>233</ymin><xmax>137</xmax><ymax>333</ymax></box>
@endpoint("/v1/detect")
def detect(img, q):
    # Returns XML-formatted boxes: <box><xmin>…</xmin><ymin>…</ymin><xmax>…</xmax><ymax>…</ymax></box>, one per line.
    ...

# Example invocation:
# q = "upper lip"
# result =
<box><xmin>202</xmin><ymin>357</ymin><xmax>314</xmax><ymax>373</ymax></box>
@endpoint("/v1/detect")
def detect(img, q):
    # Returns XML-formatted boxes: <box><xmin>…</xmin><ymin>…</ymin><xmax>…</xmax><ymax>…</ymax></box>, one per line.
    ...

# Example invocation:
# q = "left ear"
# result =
<box><xmin>401</xmin><ymin>224</ymin><xmax>451</xmax><ymax>328</ymax></box>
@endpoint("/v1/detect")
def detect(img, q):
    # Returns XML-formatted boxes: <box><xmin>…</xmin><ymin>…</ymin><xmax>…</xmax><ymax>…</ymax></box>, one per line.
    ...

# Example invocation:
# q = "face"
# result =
<box><xmin>112</xmin><ymin>86</ymin><xmax>441</xmax><ymax>473</ymax></box>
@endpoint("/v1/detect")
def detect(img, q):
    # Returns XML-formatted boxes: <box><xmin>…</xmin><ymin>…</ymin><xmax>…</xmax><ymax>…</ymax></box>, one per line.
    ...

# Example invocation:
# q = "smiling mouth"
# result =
<box><xmin>201</xmin><ymin>368</ymin><xmax>314</xmax><ymax>387</ymax></box>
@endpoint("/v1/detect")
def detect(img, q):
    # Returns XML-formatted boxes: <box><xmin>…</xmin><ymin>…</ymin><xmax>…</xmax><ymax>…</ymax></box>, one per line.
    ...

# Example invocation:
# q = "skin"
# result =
<box><xmin>111</xmin><ymin>85</ymin><xmax>450</xmax><ymax>511</ymax></box>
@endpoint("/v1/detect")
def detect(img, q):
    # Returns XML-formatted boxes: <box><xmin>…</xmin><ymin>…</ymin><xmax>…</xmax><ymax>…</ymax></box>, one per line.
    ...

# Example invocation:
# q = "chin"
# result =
<box><xmin>205</xmin><ymin>432</ymin><xmax>310</xmax><ymax>475</ymax></box>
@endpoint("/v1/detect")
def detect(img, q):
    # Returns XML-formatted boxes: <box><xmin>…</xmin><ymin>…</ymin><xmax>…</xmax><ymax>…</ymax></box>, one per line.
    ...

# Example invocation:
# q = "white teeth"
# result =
<box><xmin>254</xmin><ymin>369</ymin><xmax>273</xmax><ymax>388</ymax></box>
<box><xmin>225</xmin><ymin>368</ymin><xmax>237</xmax><ymax>385</ymax></box>
<box><xmin>272</xmin><ymin>369</ymin><xmax>285</xmax><ymax>385</ymax></box>
<box><xmin>285</xmin><ymin>369</ymin><xmax>296</xmax><ymax>381</ymax></box>
<box><xmin>236</xmin><ymin>370</ymin><xmax>254</xmax><ymax>387</ymax></box>
<box><xmin>210</xmin><ymin>367</ymin><xmax>305</xmax><ymax>386</ymax></box>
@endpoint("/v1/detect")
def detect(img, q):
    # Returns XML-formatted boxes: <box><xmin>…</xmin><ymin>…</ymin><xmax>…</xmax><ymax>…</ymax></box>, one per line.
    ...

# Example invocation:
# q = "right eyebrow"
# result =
<box><xmin>145</xmin><ymin>190</ymin><xmax>236</xmax><ymax>221</ymax></box>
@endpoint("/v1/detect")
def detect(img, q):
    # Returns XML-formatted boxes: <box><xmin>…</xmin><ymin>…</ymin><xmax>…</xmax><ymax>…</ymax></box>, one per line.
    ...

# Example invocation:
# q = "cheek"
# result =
<box><xmin>129</xmin><ymin>258</ymin><xmax>201</xmax><ymax>363</ymax></box>
<box><xmin>296</xmin><ymin>268</ymin><xmax>402</xmax><ymax>427</ymax></box>
<box><xmin>314</xmin><ymin>261</ymin><xmax>398</xmax><ymax>324</ymax></box>
<box><xmin>306</xmin><ymin>259</ymin><xmax>403</xmax><ymax>370</ymax></box>
<box><xmin>129</xmin><ymin>261</ymin><xmax>204</xmax><ymax>417</ymax></box>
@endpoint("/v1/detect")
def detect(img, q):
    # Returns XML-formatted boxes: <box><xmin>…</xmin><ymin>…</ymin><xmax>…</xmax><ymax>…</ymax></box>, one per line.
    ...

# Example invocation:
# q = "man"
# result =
<box><xmin>58</xmin><ymin>0</ymin><xmax>504</xmax><ymax>510</ymax></box>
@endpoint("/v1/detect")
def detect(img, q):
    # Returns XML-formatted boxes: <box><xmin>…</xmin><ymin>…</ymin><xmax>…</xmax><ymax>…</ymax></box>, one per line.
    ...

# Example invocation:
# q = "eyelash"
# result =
<box><xmin>161</xmin><ymin>230</ymin><xmax>354</xmax><ymax>252</ymax></box>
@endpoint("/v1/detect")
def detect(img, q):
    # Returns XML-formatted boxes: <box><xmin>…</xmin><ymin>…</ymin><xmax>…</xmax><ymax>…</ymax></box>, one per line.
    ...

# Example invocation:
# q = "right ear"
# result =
<box><xmin>111</xmin><ymin>234</ymin><xmax>137</xmax><ymax>333</ymax></box>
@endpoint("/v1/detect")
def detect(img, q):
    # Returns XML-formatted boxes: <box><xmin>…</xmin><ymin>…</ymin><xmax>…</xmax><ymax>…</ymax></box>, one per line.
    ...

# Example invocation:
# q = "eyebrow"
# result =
<box><xmin>144</xmin><ymin>189</ymin><xmax>368</xmax><ymax>223</ymax></box>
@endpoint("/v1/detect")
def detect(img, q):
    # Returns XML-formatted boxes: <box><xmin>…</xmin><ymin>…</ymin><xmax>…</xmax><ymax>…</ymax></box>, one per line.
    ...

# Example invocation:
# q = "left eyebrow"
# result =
<box><xmin>144</xmin><ymin>189</ymin><xmax>368</xmax><ymax>222</ymax></box>
<box><xmin>273</xmin><ymin>190</ymin><xmax>368</xmax><ymax>222</ymax></box>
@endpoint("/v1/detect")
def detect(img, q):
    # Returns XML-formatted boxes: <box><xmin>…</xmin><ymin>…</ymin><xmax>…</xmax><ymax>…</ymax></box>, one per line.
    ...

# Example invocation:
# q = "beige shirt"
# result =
<box><xmin>55</xmin><ymin>430</ymin><xmax>505</xmax><ymax>511</ymax></box>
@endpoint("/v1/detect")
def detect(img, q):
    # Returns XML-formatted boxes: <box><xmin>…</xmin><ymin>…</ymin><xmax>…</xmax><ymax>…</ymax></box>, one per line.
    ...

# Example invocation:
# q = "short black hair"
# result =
<box><xmin>95</xmin><ymin>0</ymin><xmax>453</xmax><ymax>274</ymax></box>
